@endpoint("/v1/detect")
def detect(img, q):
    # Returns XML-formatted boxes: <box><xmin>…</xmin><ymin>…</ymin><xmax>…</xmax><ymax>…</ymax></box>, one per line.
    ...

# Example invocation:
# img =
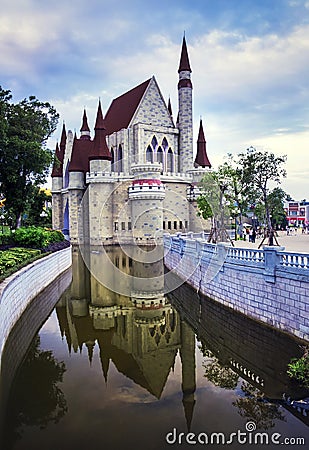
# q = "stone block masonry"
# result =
<box><xmin>0</xmin><ymin>246</ymin><xmax>72</xmax><ymax>369</ymax></box>
<box><xmin>164</xmin><ymin>234</ymin><xmax>309</xmax><ymax>342</ymax></box>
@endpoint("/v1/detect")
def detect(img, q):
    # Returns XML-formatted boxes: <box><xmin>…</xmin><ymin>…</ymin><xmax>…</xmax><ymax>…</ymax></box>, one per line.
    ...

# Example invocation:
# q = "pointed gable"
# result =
<box><xmin>104</xmin><ymin>79</ymin><xmax>151</xmax><ymax>134</ymax></box>
<box><xmin>130</xmin><ymin>77</ymin><xmax>174</xmax><ymax>128</ymax></box>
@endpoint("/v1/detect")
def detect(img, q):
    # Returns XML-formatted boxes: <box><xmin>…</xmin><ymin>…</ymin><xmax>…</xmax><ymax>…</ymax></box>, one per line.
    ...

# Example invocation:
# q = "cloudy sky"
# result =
<box><xmin>1</xmin><ymin>0</ymin><xmax>308</xmax><ymax>199</ymax></box>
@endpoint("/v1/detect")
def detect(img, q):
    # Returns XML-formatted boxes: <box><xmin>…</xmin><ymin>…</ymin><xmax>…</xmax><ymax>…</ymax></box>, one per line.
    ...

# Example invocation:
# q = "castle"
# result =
<box><xmin>51</xmin><ymin>37</ymin><xmax>211</xmax><ymax>245</ymax></box>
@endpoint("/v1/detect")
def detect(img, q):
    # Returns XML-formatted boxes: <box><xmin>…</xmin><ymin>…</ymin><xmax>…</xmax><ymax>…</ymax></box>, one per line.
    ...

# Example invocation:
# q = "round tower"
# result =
<box><xmin>129</xmin><ymin>163</ymin><xmax>165</xmax><ymax>245</ymax></box>
<box><xmin>178</xmin><ymin>36</ymin><xmax>193</xmax><ymax>173</ymax></box>
<box><xmin>88</xmin><ymin>101</ymin><xmax>114</xmax><ymax>245</ymax></box>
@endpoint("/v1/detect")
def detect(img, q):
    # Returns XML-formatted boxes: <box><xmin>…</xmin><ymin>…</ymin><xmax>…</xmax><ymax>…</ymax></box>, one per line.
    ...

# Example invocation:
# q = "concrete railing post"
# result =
<box><xmin>263</xmin><ymin>246</ymin><xmax>285</xmax><ymax>283</ymax></box>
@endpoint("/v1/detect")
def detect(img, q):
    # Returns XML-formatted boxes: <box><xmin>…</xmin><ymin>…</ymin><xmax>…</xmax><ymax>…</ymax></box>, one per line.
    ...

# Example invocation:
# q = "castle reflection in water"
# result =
<box><xmin>56</xmin><ymin>245</ymin><xmax>196</xmax><ymax>428</ymax></box>
<box><xmin>55</xmin><ymin>245</ymin><xmax>308</xmax><ymax>428</ymax></box>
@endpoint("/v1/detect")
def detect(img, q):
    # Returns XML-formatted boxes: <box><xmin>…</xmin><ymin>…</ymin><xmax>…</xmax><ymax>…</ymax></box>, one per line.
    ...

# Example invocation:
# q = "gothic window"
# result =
<box><xmin>151</xmin><ymin>135</ymin><xmax>158</xmax><ymax>150</ymax></box>
<box><xmin>162</xmin><ymin>137</ymin><xmax>168</xmax><ymax>151</ymax></box>
<box><xmin>118</xmin><ymin>145</ymin><xmax>123</xmax><ymax>172</ymax></box>
<box><xmin>157</xmin><ymin>146</ymin><xmax>163</xmax><ymax>166</ymax></box>
<box><xmin>167</xmin><ymin>148</ymin><xmax>174</xmax><ymax>172</ymax></box>
<box><xmin>111</xmin><ymin>148</ymin><xmax>115</xmax><ymax>171</ymax></box>
<box><xmin>146</xmin><ymin>146</ymin><xmax>153</xmax><ymax>163</ymax></box>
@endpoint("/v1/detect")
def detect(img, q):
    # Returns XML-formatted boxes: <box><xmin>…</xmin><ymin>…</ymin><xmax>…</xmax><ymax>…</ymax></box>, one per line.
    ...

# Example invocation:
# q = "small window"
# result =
<box><xmin>163</xmin><ymin>221</ymin><xmax>166</xmax><ymax>230</ymax></box>
<box><xmin>168</xmin><ymin>221</ymin><xmax>171</xmax><ymax>230</ymax></box>
<box><xmin>185</xmin><ymin>220</ymin><xmax>188</xmax><ymax>229</ymax></box>
<box><xmin>174</xmin><ymin>221</ymin><xmax>177</xmax><ymax>230</ymax></box>
<box><xmin>128</xmin><ymin>222</ymin><xmax>132</xmax><ymax>231</ymax></box>
<box><xmin>121</xmin><ymin>222</ymin><xmax>125</xmax><ymax>231</ymax></box>
<box><xmin>114</xmin><ymin>222</ymin><xmax>118</xmax><ymax>231</ymax></box>
<box><xmin>179</xmin><ymin>220</ymin><xmax>183</xmax><ymax>229</ymax></box>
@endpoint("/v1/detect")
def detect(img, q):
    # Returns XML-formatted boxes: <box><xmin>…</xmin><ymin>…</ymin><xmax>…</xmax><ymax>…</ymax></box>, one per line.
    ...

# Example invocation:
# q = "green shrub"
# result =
<box><xmin>10</xmin><ymin>226</ymin><xmax>64</xmax><ymax>249</ymax></box>
<box><xmin>287</xmin><ymin>351</ymin><xmax>309</xmax><ymax>389</ymax></box>
<box><xmin>0</xmin><ymin>247</ymin><xmax>42</xmax><ymax>279</ymax></box>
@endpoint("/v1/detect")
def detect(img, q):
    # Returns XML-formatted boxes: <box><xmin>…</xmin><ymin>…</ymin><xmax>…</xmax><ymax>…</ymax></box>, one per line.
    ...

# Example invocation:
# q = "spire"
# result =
<box><xmin>60</xmin><ymin>122</ymin><xmax>67</xmax><ymax>153</ymax></box>
<box><xmin>80</xmin><ymin>109</ymin><xmax>91</xmax><ymax>140</ymax></box>
<box><xmin>94</xmin><ymin>100</ymin><xmax>105</xmax><ymax>130</ymax></box>
<box><xmin>178</xmin><ymin>35</ymin><xmax>191</xmax><ymax>73</ymax></box>
<box><xmin>194</xmin><ymin>119</ymin><xmax>211</xmax><ymax>168</ymax></box>
<box><xmin>91</xmin><ymin>100</ymin><xmax>112</xmax><ymax>161</ymax></box>
<box><xmin>168</xmin><ymin>97</ymin><xmax>173</xmax><ymax>117</ymax></box>
<box><xmin>51</xmin><ymin>142</ymin><xmax>63</xmax><ymax>177</ymax></box>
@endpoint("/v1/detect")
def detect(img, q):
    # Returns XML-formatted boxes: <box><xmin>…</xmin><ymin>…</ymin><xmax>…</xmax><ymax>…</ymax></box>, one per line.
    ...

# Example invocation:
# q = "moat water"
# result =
<box><xmin>1</xmin><ymin>246</ymin><xmax>308</xmax><ymax>450</ymax></box>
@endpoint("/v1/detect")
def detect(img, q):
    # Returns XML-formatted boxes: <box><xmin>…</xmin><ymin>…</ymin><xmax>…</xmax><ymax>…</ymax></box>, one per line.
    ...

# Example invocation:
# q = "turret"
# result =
<box><xmin>89</xmin><ymin>100</ymin><xmax>112</xmax><ymax>173</ymax></box>
<box><xmin>129</xmin><ymin>163</ymin><xmax>165</xmax><ymax>244</ymax></box>
<box><xmin>80</xmin><ymin>109</ymin><xmax>91</xmax><ymax>140</ymax></box>
<box><xmin>51</xmin><ymin>142</ymin><xmax>64</xmax><ymax>230</ymax></box>
<box><xmin>178</xmin><ymin>36</ymin><xmax>193</xmax><ymax>173</ymax></box>
<box><xmin>194</xmin><ymin>119</ymin><xmax>211</xmax><ymax>168</ymax></box>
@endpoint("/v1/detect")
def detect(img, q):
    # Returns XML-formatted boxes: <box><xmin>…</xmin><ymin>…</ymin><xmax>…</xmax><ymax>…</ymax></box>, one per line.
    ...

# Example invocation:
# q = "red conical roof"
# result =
<box><xmin>60</xmin><ymin>123</ymin><xmax>67</xmax><ymax>153</ymax></box>
<box><xmin>178</xmin><ymin>36</ymin><xmax>191</xmax><ymax>73</ymax></box>
<box><xmin>51</xmin><ymin>142</ymin><xmax>63</xmax><ymax>177</ymax></box>
<box><xmin>194</xmin><ymin>119</ymin><xmax>211</xmax><ymax>168</ymax></box>
<box><xmin>90</xmin><ymin>101</ymin><xmax>112</xmax><ymax>161</ymax></box>
<box><xmin>80</xmin><ymin>108</ymin><xmax>90</xmax><ymax>139</ymax></box>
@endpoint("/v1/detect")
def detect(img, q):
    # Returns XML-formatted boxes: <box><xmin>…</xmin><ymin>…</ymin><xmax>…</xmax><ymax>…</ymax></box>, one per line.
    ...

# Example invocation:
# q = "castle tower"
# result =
<box><xmin>88</xmin><ymin>101</ymin><xmax>114</xmax><ymax>245</ymax></box>
<box><xmin>187</xmin><ymin>118</ymin><xmax>212</xmax><ymax>232</ymax></box>
<box><xmin>129</xmin><ymin>163</ymin><xmax>165</xmax><ymax>245</ymax></box>
<box><xmin>68</xmin><ymin>132</ymin><xmax>86</xmax><ymax>244</ymax></box>
<box><xmin>51</xmin><ymin>123</ymin><xmax>66</xmax><ymax>230</ymax></box>
<box><xmin>178</xmin><ymin>36</ymin><xmax>193</xmax><ymax>173</ymax></box>
<box><xmin>180</xmin><ymin>319</ymin><xmax>196</xmax><ymax>431</ymax></box>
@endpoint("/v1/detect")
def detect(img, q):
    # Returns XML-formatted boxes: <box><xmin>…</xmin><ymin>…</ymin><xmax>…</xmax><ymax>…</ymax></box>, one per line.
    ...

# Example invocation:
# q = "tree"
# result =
<box><xmin>197</xmin><ymin>171</ymin><xmax>231</xmax><ymax>242</ymax></box>
<box><xmin>0</xmin><ymin>87</ymin><xmax>59</xmax><ymax>227</ymax></box>
<box><xmin>255</xmin><ymin>187</ymin><xmax>287</xmax><ymax>229</ymax></box>
<box><xmin>238</xmin><ymin>147</ymin><xmax>287</xmax><ymax>230</ymax></box>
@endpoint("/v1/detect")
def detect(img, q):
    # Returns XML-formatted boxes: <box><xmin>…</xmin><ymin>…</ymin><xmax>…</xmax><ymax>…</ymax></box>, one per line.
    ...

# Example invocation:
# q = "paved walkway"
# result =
<box><xmin>232</xmin><ymin>231</ymin><xmax>309</xmax><ymax>253</ymax></box>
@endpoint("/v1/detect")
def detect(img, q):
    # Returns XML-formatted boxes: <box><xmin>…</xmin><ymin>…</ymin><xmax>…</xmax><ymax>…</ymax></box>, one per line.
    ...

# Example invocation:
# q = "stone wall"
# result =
<box><xmin>164</xmin><ymin>234</ymin><xmax>309</xmax><ymax>342</ymax></box>
<box><xmin>0</xmin><ymin>246</ymin><xmax>72</xmax><ymax>367</ymax></box>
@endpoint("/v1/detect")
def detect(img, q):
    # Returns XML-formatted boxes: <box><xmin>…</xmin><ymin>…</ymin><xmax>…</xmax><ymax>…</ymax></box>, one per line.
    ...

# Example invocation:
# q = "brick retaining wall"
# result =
<box><xmin>164</xmin><ymin>234</ymin><xmax>309</xmax><ymax>342</ymax></box>
<box><xmin>0</xmin><ymin>246</ymin><xmax>72</xmax><ymax>366</ymax></box>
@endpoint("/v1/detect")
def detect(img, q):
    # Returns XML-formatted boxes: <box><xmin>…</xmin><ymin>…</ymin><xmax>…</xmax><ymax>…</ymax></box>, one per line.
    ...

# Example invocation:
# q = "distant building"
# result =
<box><xmin>51</xmin><ymin>37</ymin><xmax>212</xmax><ymax>245</ymax></box>
<box><xmin>284</xmin><ymin>201</ymin><xmax>309</xmax><ymax>226</ymax></box>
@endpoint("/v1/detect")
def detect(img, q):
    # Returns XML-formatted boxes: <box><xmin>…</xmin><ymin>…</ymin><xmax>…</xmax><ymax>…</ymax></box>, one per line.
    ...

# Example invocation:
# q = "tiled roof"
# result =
<box><xmin>104</xmin><ymin>79</ymin><xmax>151</xmax><ymax>134</ymax></box>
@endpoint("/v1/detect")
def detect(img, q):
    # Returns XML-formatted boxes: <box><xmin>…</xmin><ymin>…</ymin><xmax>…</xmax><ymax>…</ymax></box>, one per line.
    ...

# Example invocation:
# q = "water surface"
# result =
<box><xmin>2</xmin><ymin>246</ymin><xmax>308</xmax><ymax>449</ymax></box>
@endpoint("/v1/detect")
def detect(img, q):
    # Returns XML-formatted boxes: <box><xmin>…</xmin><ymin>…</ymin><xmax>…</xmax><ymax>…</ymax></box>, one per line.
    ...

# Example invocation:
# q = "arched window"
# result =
<box><xmin>146</xmin><ymin>146</ymin><xmax>153</xmax><ymax>163</ymax></box>
<box><xmin>162</xmin><ymin>137</ymin><xmax>168</xmax><ymax>151</ymax></box>
<box><xmin>157</xmin><ymin>147</ymin><xmax>163</xmax><ymax>165</ymax></box>
<box><xmin>151</xmin><ymin>135</ymin><xmax>158</xmax><ymax>150</ymax></box>
<box><xmin>167</xmin><ymin>148</ymin><xmax>174</xmax><ymax>172</ymax></box>
<box><xmin>118</xmin><ymin>145</ymin><xmax>123</xmax><ymax>172</ymax></box>
<box><xmin>111</xmin><ymin>148</ymin><xmax>115</xmax><ymax>171</ymax></box>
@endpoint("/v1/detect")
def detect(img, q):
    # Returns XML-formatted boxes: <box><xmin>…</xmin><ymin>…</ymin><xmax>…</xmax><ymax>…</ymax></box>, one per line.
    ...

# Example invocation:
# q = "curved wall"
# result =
<box><xmin>0</xmin><ymin>247</ymin><xmax>72</xmax><ymax>367</ymax></box>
